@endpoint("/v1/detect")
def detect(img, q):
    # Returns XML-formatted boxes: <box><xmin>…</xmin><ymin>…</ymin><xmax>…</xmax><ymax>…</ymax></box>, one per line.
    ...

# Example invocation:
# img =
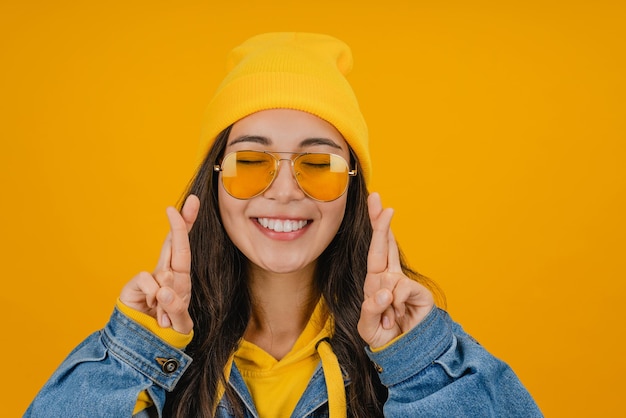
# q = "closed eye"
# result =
<box><xmin>301</xmin><ymin>162</ymin><xmax>330</xmax><ymax>169</ymax></box>
<box><xmin>237</xmin><ymin>159</ymin><xmax>268</xmax><ymax>165</ymax></box>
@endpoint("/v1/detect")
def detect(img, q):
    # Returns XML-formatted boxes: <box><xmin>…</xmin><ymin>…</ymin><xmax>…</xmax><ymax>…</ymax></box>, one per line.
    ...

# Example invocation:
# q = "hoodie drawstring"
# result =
<box><xmin>316</xmin><ymin>338</ymin><xmax>347</xmax><ymax>418</ymax></box>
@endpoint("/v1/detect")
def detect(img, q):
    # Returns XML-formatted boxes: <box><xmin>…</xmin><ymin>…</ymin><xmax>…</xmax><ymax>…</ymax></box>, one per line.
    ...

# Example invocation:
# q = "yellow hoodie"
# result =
<box><xmin>234</xmin><ymin>299</ymin><xmax>345</xmax><ymax>417</ymax></box>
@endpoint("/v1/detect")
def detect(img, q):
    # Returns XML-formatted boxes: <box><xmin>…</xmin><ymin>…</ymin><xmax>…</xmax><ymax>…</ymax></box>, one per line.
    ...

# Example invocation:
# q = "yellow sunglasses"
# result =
<box><xmin>214</xmin><ymin>150</ymin><xmax>357</xmax><ymax>202</ymax></box>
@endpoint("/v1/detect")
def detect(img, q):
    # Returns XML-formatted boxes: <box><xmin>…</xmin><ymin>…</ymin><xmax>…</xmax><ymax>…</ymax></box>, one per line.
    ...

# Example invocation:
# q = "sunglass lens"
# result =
<box><xmin>295</xmin><ymin>154</ymin><xmax>349</xmax><ymax>201</ymax></box>
<box><xmin>221</xmin><ymin>151</ymin><xmax>275</xmax><ymax>198</ymax></box>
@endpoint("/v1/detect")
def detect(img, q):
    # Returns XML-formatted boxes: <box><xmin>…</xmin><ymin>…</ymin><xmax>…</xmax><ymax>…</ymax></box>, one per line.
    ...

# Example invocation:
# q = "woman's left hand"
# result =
<box><xmin>357</xmin><ymin>192</ymin><xmax>435</xmax><ymax>349</ymax></box>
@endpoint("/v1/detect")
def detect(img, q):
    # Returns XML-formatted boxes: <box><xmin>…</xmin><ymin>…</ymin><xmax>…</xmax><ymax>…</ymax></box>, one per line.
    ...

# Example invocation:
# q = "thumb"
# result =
<box><xmin>156</xmin><ymin>287</ymin><xmax>194</xmax><ymax>334</ymax></box>
<box><xmin>358</xmin><ymin>289</ymin><xmax>393</xmax><ymax>344</ymax></box>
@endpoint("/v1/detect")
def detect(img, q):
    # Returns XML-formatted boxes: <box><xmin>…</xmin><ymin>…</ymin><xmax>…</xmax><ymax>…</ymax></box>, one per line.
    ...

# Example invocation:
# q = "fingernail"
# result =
<box><xmin>382</xmin><ymin>316</ymin><xmax>391</xmax><ymax>329</ymax></box>
<box><xmin>160</xmin><ymin>313</ymin><xmax>171</xmax><ymax>328</ymax></box>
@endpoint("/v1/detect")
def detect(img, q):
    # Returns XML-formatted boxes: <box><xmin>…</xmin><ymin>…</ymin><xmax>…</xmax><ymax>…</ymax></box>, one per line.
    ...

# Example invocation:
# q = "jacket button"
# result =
<box><xmin>156</xmin><ymin>357</ymin><xmax>179</xmax><ymax>374</ymax></box>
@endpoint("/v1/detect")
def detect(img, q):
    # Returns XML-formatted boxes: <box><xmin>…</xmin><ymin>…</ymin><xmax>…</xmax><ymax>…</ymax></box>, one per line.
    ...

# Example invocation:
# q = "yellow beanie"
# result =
<box><xmin>199</xmin><ymin>32</ymin><xmax>371</xmax><ymax>185</ymax></box>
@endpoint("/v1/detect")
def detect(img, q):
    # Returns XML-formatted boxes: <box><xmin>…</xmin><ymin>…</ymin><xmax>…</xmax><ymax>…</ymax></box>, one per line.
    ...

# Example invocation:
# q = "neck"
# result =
<box><xmin>244</xmin><ymin>262</ymin><xmax>320</xmax><ymax>360</ymax></box>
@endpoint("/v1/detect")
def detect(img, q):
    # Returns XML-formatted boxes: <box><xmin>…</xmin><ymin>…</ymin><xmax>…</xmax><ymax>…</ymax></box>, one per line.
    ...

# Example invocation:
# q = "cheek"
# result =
<box><xmin>324</xmin><ymin>198</ymin><xmax>348</xmax><ymax>236</ymax></box>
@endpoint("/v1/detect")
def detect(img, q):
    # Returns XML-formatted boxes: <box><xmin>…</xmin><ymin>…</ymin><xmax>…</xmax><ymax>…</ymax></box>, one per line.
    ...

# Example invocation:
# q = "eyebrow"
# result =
<box><xmin>228</xmin><ymin>135</ymin><xmax>343</xmax><ymax>150</ymax></box>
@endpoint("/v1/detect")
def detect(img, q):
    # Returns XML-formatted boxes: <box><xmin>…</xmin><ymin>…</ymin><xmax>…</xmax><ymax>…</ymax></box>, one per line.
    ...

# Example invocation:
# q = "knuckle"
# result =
<box><xmin>170</xmin><ymin>304</ymin><xmax>190</xmax><ymax>317</ymax></box>
<box><xmin>175</xmin><ymin>246</ymin><xmax>191</xmax><ymax>255</ymax></box>
<box><xmin>154</xmin><ymin>270</ymin><xmax>173</xmax><ymax>284</ymax></box>
<box><xmin>360</xmin><ymin>299</ymin><xmax>370</xmax><ymax>313</ymax></box>
<box><xmin>181</xmin><ymin>293</ymin><xmax>191</xmax><ymax>305</ymax></box>
<box><xmin>397</xmin><ymin>276</ymin><xmax>412</xmax><ymax>290</ymax></box>
<box><xmin>361</xmin><ymin>297</ymin><xmax>375</xmax><ymax>313</ymax></box>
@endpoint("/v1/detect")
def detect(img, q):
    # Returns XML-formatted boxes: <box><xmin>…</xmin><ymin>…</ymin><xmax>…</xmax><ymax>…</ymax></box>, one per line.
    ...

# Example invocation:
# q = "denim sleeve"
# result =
<box><xmin>24</xmin><ymin>307</ymin><xmax>192</xmax><ymax>418</ymax></box>
<box><xmin>367</xmin><ymin>308</ymin><xmax>543</xmax><ymax>417</ymax></box>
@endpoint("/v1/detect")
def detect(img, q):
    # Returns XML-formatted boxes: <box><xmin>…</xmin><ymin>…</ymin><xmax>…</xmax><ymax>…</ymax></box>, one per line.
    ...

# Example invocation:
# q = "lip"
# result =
<box><xmin>253</xmin><ymin>217</ymin><xmax>312</xmax><ymax>241</ymax></box>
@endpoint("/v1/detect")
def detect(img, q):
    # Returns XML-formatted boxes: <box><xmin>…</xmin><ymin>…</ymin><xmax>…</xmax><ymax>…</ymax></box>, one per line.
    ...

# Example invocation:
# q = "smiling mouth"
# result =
<box><xmin>257</xmin><ymin>218</ymin><xmax>309</xmax><ymax>232</ymax></box>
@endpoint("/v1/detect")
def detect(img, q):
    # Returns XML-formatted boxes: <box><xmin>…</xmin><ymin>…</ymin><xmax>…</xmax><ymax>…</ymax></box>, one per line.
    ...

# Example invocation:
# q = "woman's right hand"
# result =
<box><xmin>119</xmin><ymin>194</ymin><xmax>200</xmax><ymax>334</ymax></box>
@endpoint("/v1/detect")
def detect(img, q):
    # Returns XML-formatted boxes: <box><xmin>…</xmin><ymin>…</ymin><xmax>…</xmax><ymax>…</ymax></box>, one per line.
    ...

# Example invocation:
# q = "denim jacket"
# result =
<box><xmin>25</xmin><ymin>307</ymin><xmax>542</xmax><ymax>417</ymax></box>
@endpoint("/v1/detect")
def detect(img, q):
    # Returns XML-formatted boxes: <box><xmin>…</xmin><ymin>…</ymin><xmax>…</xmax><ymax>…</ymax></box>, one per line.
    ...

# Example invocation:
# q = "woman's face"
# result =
<box><xmin>218</xmin><ymin>108</ymin><xmax>350</xmax><ymax>274</ymax></box>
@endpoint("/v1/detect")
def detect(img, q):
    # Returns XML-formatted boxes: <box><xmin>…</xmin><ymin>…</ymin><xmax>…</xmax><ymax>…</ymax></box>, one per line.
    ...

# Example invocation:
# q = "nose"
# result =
<box><xmin>262</xmin><ymin>159</ymin><xmax>306</xmax><ymax>202</ymax></box>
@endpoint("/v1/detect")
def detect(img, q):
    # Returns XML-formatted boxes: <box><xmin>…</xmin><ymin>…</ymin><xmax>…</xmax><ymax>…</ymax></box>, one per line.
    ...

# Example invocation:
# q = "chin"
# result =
<box><xmin>262</xmin><ymin>263</ymin><xmax>308</xmax><ymax>275</ymax></box>
<box><xmin>251</xmin><ymin>255</ymin><xmax>316</xmax><ymax>275</ymax></box>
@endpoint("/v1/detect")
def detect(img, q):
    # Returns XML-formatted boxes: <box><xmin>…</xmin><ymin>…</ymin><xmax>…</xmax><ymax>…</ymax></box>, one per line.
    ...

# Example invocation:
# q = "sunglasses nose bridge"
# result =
<box><xmin>270</xmin><ymin>153</ymin><xmax>298</xmax><ymax>177</ymax></box>
<box><xmin>263</xmin><ymin>155</ymin><xmax>306</xmax><ymax>199</ymax></box>
<box><xmin>272</xmin><ymin>156</ymin><xmax>299</xmax><ymax>183</ymax></box>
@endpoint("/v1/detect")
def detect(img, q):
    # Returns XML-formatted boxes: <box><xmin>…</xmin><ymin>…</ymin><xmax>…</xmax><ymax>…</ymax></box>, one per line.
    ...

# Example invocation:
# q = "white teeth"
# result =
<box><xmin>257</xmin><ymin>218</ymin><xmax>308</xmax><ymax>232</ymax></box>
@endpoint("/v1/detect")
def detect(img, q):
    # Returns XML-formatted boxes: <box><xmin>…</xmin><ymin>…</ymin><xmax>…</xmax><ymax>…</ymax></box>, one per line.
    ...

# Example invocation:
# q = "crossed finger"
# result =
<box><xmin>155</xmin><ymin>195</ymin><xmax>199</xmax><ymax>274</ymax></box>
<box><xmin>367</xmin><ymin>193</ymin><xmax>393</xmax><ymax>275</ymax></box>
<box><xmin>367</xmin><ymin>193</ymin><xmax>403</xmax><ymax>275</ymax></box>
<box><xmin>152</xmin><ymin>195</ymin><xmax>200</xmax><ymax>330</ymax></box>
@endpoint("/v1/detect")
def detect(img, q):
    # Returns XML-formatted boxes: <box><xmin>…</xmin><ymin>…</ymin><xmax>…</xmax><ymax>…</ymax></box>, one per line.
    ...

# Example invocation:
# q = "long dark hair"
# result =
<box><xmin>164</xmin><ymin>126</ymin><xmax>443</xmax><ymax>417</ymax></box>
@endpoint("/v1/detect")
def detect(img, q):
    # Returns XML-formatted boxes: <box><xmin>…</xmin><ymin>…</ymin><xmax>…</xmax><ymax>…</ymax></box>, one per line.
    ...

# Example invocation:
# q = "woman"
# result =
<box><xmin>26</xmin><ymin>32</ymin><xmax>542</xmax><ymax>417</ymax></box>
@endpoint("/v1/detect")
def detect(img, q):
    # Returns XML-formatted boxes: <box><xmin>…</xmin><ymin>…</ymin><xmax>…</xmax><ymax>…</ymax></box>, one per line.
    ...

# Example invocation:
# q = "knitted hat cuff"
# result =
<box><xmin>200</xmin><ymin>72</ymin><xmax>371</xmax><ymax>183</ymax></box>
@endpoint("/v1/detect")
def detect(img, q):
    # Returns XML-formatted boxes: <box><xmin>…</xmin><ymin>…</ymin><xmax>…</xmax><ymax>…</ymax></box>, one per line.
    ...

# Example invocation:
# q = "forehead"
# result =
<box><xmin>227</xmin><ymin>109</ymin><xmax>349</xmax><ymax>153</ymax></box>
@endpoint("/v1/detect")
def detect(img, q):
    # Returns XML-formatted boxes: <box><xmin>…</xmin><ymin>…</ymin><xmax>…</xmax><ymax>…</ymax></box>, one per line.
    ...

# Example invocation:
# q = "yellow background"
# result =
<box><xmin>2</xmin><ymin>1</ymin><xmax>624</xmax><ymax>416</ymax></box>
